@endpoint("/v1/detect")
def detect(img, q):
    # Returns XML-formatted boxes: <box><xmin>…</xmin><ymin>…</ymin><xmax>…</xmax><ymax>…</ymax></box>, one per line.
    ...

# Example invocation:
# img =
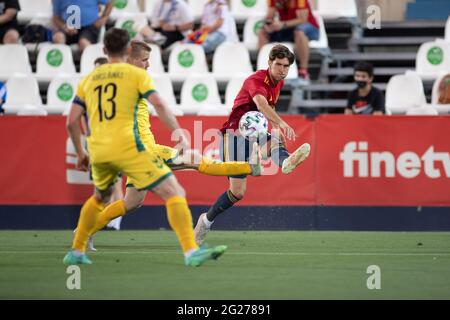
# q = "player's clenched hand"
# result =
<box><xmin>176</xmin><ymin>133</ymin><xmax>191</xmax><ymax>155</ymax></box>
<box><xmin>77</xmin><ymin>150</ymin><xmax>90</xmax><ymax>171</ymax></box>
<box><xmin>279</xmin><ymin>121</ymin><xmax>297</xmax><ymax>141</ymax></box>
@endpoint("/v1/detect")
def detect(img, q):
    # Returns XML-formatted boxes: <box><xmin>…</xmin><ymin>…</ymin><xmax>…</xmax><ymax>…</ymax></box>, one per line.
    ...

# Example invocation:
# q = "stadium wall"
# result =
<box><xmin>1</xmin><ymin>115</ymin><xmax>449</xmax><ymax>230</ymax></box>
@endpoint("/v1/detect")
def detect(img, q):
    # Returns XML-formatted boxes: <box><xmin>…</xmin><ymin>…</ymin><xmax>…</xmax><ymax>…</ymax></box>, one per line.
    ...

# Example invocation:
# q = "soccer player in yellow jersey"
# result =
<box><xmin>63</xmin><ymin>28</ymin><xmax>228</xmax><ymax>266</ymax></box>
<box><xmin>84</xmin><ymin>40</ymin><xmax>263</xmax><ymax>250</ymax></box>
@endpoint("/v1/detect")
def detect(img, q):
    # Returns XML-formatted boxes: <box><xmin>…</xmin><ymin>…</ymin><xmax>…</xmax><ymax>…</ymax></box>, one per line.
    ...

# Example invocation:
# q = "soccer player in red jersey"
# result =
<box><xmin>194</xmin><ymin>44</ymin><xmax>311</xmax><ymax>244</ymax></box>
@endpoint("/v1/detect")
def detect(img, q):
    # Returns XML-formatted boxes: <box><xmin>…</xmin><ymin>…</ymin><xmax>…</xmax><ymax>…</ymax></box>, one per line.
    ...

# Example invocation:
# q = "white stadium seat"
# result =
<box><xmin>258</xmin><ymin>43</ymin><xmax>298</xmax><ymax>79</ymax></box>
<box><xmin>3</xmin><ymin>75</ymin><xmax>42</xmax><ymax>114</ymax></box>
<box><xmin>168</xmin><ymin>44</ymin><xmax>209</xmax><ymax>82</ymax></box>
<box><xmin>110</xmin><ymin>0</ymin><xmax>142</xmax><ymax>21</ymax></box>
<box><xmin>243</xmin><ymin>15</ymin><xmax>265</xmax><ymax>51</ymax></box>
<box><xmin>147</xmin><ymin>73</ymin><xmax>182</xmax><ymax>115</ymax></box>
<box><xmin>114</xmin><ymin>14</ymin><xmax>149</xmax><ymax>39</ymax></box>
<box><xmin>385</xmin><ymin>72</ymin><xmax>427</xmax><ymax>115</ymax></box>
<box><xmin>180</xmin><ymin>74</ymin><xmax>221</xmax><ymax>114</ymax></box>
<box><xmin>212</xmin><ymin>42</ymin><xmax>253</xmax><ymax>83</ymax></box>
<box><xmin>17</xmin><ymin>0</ymin><xmax>52</xmax><ymax>24</ymax></box>
<box><xmin>197</xmin><ymin>105</ymin><xmax>230</xmax><ymax>116</ymax></box>
<box><xmin>46</xmin><ymin>76</ymin><xmax>80</xmax><ymax>114</ymax></box>
<box><xmin>80</xmin><ymin>44</ymin><xmax>107</xmax><ymax>75</ymax></box>
<box><xmin>309</xmin><ymin>12</ymin><xmax>330</xmax><ymax>53</ymax></box>
<box><xmin>406</xmin><ymin>105</ymin><xmax>438</xmax><ymax>116</ymax></box>
<box><xmin>148</xmin><ymin>44</ymin><xmax>165</xmax><ymax>74</ymax></box>
<box><xmin>0</xmin><ymin>44</ymin><xmax>32</xmax><ymax>81</ymax></box>
<box><xmin>36</xmin><ymin>44</ymin><xmax>76</xmax><ymax>83</ymax></box>
<box><xmin>230</xmin><ymin>0</ymin><xmax>267</xmax><ymax>23</ymax></box>
<box><xmin>17</xmin><ymin>105</ymin><xmax>48</xmax><ymax>116</ymax></box>
<box><xmin>415</xmin><ymin>40</ymin><xmax>450</xmax><ymax>81</ymax></box>
<box><xmin>225</xmin><ymin>76</ymin><xmax>246</xmax><ymax>107</ymax></box>
<box><xmin>317</xmin><ymin>0</ymin><xmax>358</xmax><ymax>20</ymax></box>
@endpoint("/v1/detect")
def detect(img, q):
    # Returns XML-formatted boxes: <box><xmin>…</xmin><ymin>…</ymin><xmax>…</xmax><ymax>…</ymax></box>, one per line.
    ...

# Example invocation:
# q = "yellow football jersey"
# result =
<box><xmin>75</xmin><ymin>63</ymin><xmax>156</xmax><ymax>163</ymax></box>
<box><xmin>136</xmin><ymin>98</ymin><xmax>156</xmax><ymax>147</ymax></box>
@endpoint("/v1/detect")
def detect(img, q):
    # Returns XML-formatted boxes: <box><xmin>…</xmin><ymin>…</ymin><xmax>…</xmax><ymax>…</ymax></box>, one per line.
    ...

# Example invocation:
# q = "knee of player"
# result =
<box><xmin>229</xmin><ymin>188</ymin><xmax>246</xmax><ymax>200</ymax></box>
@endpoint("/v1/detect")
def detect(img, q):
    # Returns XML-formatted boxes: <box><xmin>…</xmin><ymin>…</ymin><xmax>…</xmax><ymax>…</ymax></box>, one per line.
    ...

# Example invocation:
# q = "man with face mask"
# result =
<box><xmin>345</xmin><ymin>62</ymin><xmax>385</xmax><ymax>115</ymax></box>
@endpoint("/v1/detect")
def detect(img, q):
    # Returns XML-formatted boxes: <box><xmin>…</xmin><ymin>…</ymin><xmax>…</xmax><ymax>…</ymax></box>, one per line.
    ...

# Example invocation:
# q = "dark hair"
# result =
<box><xmin>94</xmin><ymin>57</ymin><xmax>108</xmax><ymax>66</ymax></box>
<box><xmin>269</xmin><ymin>44</ymin><xmax>295</xmax><ymax>65</ymax></box>
<box><xmin>354</xmin><ymin>62</ymin><xmax>374</xmax><ymax>77</ymax></box>
<box><xmin>104</xmin><ymin>28</ymin><xmax>130</xmax><ymax>56</ymax></box>
<box><xmin>130</xmin><ymin>40</ymin><xmax>152</xmax><ymax>58</ymax></box>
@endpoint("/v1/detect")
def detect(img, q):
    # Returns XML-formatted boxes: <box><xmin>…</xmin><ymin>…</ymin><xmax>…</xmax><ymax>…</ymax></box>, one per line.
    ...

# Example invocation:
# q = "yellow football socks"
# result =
<box><xmin>166</xmin><ymin>196</ymin><xmax>198</xmax><ymax>253</ymax></box>
<box><xmin>198</xmin><ymin>157</ymin><xmax>252</xmax><ymax>176</ymax></box>
<box><xmin>90</xmin><ymin>200</ymin><xmax>126</xmax><ymax>236</ymax></box>
<box><xmin>72</xmin><ymin>196</ymin><xmax>105</xmax><ymax>252</ymax></box>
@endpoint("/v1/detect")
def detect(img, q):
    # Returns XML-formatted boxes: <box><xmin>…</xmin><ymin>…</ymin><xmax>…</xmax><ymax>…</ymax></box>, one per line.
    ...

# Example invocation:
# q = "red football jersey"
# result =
<box><xmin>268</xmin><ymin>0</ymin><xmax>319</xmax><ymax>29</ymax></box>
<box><xmin>221</xmin><ymin>69</ymin><xmax>283</xmax><ymax>133</ymax></box>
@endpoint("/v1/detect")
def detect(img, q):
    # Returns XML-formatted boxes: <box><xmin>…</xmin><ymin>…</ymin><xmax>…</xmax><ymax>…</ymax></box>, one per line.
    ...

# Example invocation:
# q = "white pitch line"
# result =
<box><xmin>1</xmin><ymin>250</ymin><xmax>450</xmax><ymax>256</ymax></box>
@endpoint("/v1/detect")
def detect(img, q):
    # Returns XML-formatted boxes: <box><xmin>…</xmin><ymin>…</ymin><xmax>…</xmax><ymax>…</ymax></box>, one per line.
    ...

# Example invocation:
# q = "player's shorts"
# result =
<box><xmin>219</xmin><ymin>131</ymin><xmax>272</xmax><ymax>179</ymax></box>
<box><xmin>92</xmin><ymin>149</ymin><xmax>172</xmax><ymax>192</ymax></box>
<box><xmin>124</xmin><ymin>143</ymin><xmax>178</xmax><ymax>188</ymax></box>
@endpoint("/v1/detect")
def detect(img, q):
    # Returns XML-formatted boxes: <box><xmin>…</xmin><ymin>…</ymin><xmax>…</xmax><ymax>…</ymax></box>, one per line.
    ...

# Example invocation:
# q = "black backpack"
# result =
<box><xmin>22</xmin><ymin>24</ymin><xmax>51</xmax><ymax>44</ymax></box>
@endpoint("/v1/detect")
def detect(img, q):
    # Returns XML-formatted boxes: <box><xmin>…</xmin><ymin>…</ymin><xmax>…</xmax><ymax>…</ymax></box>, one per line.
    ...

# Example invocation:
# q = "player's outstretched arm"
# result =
<box><xmin>253</xmin><ymin>94</ymin><xmax>297</xmax><ymax>141</ymax></box>
<box><xmin>66</xmin><ymin>103</ymin><xmax>89</xmax><ymax>171</ymax></box>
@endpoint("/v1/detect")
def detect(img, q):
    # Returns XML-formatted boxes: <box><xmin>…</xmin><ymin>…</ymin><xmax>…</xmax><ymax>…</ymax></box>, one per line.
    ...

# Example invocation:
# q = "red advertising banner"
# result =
<box><xmin>1</xmin><ymin>115</ymin><xmax>449</xmax><ymax>206</ymax></box>
<box><xmin>316</xmin><ymin>115</ymin><xmax>450</xmax><ymax>206</ymax></box>
<box><xmin>0</xmin><ymin>116</ymin><xmax>315</xmax><ymax>206</ymax></box>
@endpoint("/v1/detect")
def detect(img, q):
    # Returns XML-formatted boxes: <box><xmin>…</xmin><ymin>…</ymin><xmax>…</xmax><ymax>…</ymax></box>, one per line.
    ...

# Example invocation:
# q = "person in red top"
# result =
<box><xmin>258</xmin><ymin>0</ymin><xmax>319</xmax><ymax>82</ymax></box>
<box><xmin>194</xmin><ymin>44</ymin><xmax>311</xmax><ymax>245</ymax></box>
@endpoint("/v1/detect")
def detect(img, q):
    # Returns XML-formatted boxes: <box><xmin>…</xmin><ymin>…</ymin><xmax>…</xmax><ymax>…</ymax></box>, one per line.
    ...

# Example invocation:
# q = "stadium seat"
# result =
<box><xmin>257</xmin><ymin>43</ymin><xmax>298</xmax><ymax>79</ymax></box>
<box><xmin>180</xmin><ymin>74</ymin><xmax>221</xmax><ymax>114</ymax></box>
<box><xmin>197</xmin><ymin>105</ymin><xmax>230</xmax><ymax>116</ymax></box>
<box><xmin>144</xmin><ymin>0</ymin><xmax>157</xmax><ymax>19</ymax></box>
<box><xmin>385</xmin><ymin>72</ymin><xmax>427</xmax><ymax>115</ymax></box>
<box><xmin>225</xmin><ymin>76</ymin><xmax>246</xmax><ymax>108</ymax></box>
<box><xmin>405</xmin><ymin>105</ymin><xmax>438</xmax><ymax>115</ymax></box>
<box><xmin>230</xmin><ymin>0</ymin><xmax>268</xmax><ymax>23</ymax></box>
<box><xmin>316</xmin><ymin>0</ymin><xmax>358</xmax><ymax>20</ymax></box>
<box><xmin>80</xmin><ymin>44</ymin><xmax>107</xmax><ymax>75</ymax></box>
<box><xmin>17</xmin><ymin>0</ymin><xmax>52</xmax><ymax>24</ymax></box>
<box><xmin>148</xmin><ymin>72</ymin><xmax>182</xmax><ymax>115</ymax></box>
<box><xmin>3</xmin><ymin>75</ymin><xmax>42</xmax><ymax>114</ymax></box>
<box><xmin>212</xmin><ymin>42</ymin><xmax>253</xmax><ymax>83</ymax></box>
<box><xmin>168</xmin><ymin>44</ymin><xmax>209</xmax><ymax>82</ymax></box>
<box><xmin>415</xmin><ymin>40</ymin><xmax>450</xmax><ymax>81</ymax></box>
<box><xmin>243</xmin><ymin>15</ymin><xmax>265</xmax><ymax>51</ymax></box>
<box><xmin>187</xmin><ymin>0</ymin><xmax>208</xmax><ymax>21</ymax></box>
<box><xmin>0</xmin><ymin>44</ymin><xmax>32</xmax><ymax>81</ymax></box>
<box><xmin>110</xmin><ymin>0</ymin><xmax>142</xmax><ymax>21</ymax></box>
<box><xmin>148</xmin><ymin>44</ymin><xmax>165</xmax><ymax>74</ymax></box>
<box><xmin>46</xmin><ymin>75</ymin><xmax>80</xmax><ymax>114</ymax></box>
<box><xmin>16</xmin><ymin>105</ymin><xmax>48</xmax><ymax>116</ymax></box>
<box><xmin>309</xmin><ymin>12</ymin><xmax>330</xmax><ymax>55</ymax></box>
<box><xmin>114</xmin><ymin>14</ymin><xmax>149</xmax><ymax>39</ymax></box>
<box><xmin>36</xmin><ymin>44</ymin><xmax>76</xmax><ymax>83</ymax></box>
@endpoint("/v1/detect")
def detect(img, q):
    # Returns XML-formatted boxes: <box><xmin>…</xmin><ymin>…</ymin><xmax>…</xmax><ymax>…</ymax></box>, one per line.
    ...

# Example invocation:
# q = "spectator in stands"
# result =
<box><xmin>0</xmin><ymin>0</ymin><xmax>20</xmax><ymax>44</ymax></box>
<box><xmin>51</xmin><ymin>0</ymin><xmax>113</xmax><ymax>51</ymax></box>
<box><xmin>0</xmin><ymin>80</ymin><xmax>6</xmax><ymax>114</ymax></box>
<box><xmin>141</xmin><ymin>0</ymin><xmax>194</xmax><ymax>50</ymax></box>
<box><xmin>185</xmin><ymin>0</ymin><xmax>232</xmax><ymax>54</ymax></box>
<box><xmin>345</xmin><ymin>62</ymin><xmax>385</xmax><ymax>115</ymax></box>
<box><xmin>258</xmin><ymin>0</ymin><xmax>319</xmax><ymax>82</ymax></box>
<box><xmin>436</xmin><ymin>73</ymin><xmax>450</xmax><ymax>105</ymax></box>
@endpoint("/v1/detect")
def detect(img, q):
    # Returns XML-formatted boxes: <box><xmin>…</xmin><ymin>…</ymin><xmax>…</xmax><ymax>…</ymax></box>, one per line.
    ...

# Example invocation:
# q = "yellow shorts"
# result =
<box><xmin>92</xmin><ymin>149</ymin><xmax>172</xmax><ymax>191</ymax></box>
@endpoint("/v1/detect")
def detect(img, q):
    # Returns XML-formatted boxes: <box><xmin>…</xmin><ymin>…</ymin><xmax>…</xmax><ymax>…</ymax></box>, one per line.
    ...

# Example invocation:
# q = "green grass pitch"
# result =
<box><xmin>0</xmin><ymin>230</ymin><xmax>449</xmax><ymax>299</ymax></box>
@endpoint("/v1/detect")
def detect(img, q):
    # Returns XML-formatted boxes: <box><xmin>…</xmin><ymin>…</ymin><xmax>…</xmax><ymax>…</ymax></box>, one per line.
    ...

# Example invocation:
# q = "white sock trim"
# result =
<box><xmin>202</xmin><ymin>214</ymin><xmax>213</xmax><ymax>228</ymax></box>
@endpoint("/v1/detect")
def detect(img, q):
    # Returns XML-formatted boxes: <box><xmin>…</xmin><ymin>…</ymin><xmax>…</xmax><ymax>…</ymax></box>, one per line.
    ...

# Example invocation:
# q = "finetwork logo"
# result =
<box><xmin>339</xmin><ymin>142</ymin><xmax>450</xmax><ymax>178</ymax></box>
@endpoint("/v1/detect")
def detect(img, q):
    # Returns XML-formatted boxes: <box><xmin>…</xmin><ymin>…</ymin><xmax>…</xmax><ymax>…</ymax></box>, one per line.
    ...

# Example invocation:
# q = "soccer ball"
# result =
<box><xmin>238</xmin><ymin>111</ymin><xmax>268</xmax><ymax>139</ymax></box>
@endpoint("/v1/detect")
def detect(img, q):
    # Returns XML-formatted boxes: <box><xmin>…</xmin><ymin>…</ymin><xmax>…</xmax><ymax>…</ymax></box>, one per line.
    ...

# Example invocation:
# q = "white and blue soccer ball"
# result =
<box><xmin>238</xmin><ymin>111</ymin><xmax>269</xmax><ymax>139</ymax></box>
